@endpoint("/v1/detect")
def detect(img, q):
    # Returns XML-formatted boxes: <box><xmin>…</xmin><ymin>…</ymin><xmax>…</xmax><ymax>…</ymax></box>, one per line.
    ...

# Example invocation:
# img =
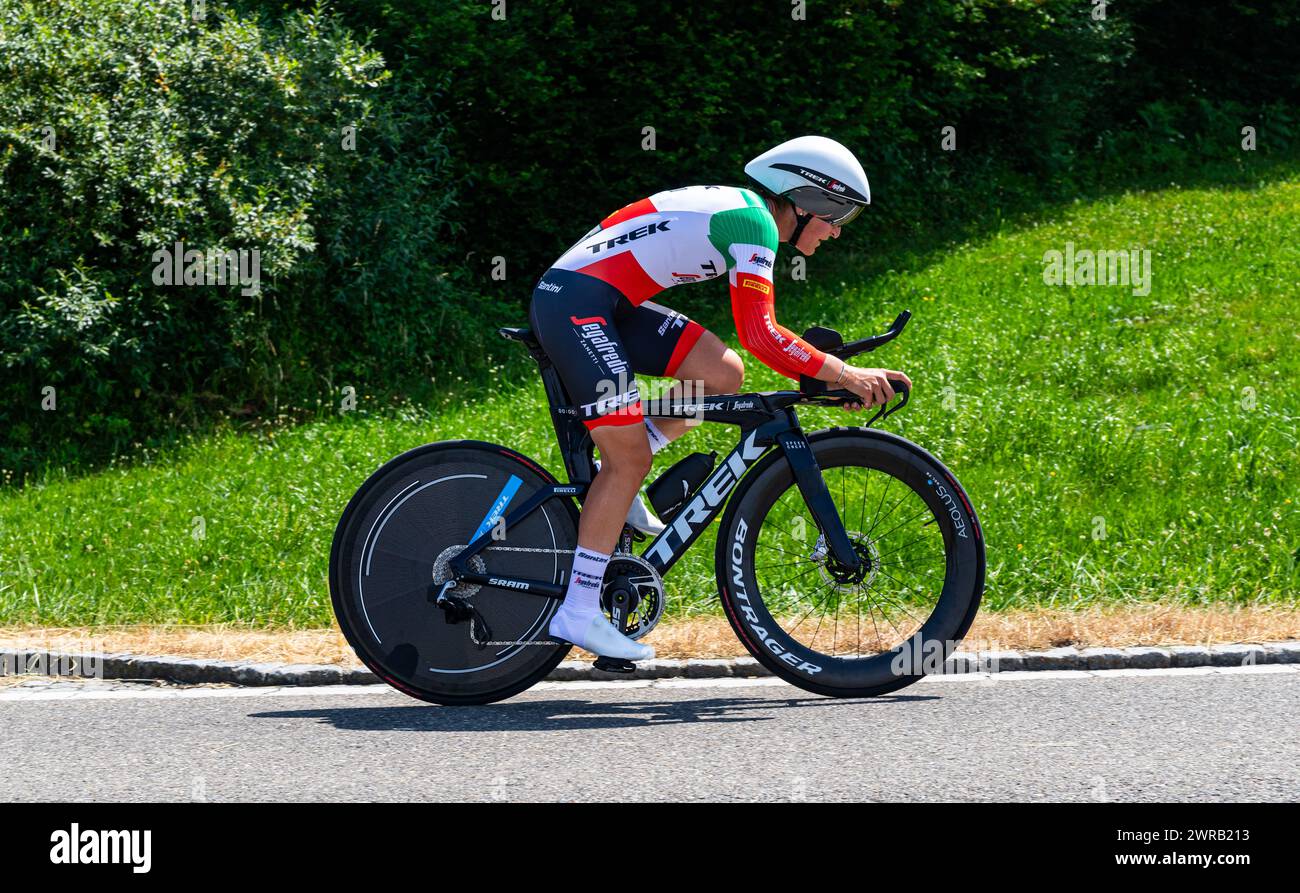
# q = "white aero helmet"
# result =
<box><xmin>744</xmin><ymin>135</ymin><xmax>871</xmax><ymax>226</ymax></box>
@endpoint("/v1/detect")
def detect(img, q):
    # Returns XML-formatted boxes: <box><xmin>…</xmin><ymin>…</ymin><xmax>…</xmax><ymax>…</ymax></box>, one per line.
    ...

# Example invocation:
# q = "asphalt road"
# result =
<box><xmin>2</xmin><ymin>666</ymin><xmax>1296</xmax><ymax>802</ymax></box>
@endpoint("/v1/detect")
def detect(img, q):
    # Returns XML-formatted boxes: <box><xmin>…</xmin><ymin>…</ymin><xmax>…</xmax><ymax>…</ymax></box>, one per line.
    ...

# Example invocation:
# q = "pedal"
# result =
<box><xmin>592</xmin><ymin>656</ymin><xmax>637</xmax><ymax>674</ymax></box>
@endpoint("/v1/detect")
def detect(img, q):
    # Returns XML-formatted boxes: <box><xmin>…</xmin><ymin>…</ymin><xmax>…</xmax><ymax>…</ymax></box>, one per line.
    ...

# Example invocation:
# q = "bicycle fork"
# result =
<box><xmin>776</xmin><ymin>426</ymin><xmax>863</xmax><ymax>572</ymax></box>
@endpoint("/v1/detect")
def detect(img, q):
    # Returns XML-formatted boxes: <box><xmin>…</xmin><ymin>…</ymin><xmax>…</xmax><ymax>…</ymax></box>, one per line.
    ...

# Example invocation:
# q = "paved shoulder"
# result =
<box><xmin>1</xmin><ymin>668</ymin><xmax>1295</xmax><ymax>802</ymax></box>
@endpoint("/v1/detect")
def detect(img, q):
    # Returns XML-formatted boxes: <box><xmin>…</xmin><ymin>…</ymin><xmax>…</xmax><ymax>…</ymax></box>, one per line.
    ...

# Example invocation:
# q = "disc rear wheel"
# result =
<box><xmin>329</xmin><ymin>441</ymin><xmax>577</xmax><ymax>705</ymax></box>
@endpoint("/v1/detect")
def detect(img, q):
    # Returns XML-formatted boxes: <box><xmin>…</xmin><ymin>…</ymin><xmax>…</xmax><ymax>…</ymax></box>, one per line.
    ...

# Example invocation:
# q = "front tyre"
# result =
<box><xmin>716</xmin><ymin>428</ymin><xmax>985</xmax><ymax>698</ymax></box>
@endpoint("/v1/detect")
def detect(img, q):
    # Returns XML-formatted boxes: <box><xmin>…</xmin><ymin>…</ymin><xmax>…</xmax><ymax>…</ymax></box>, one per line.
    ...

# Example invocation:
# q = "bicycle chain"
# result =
<box><xmin>467</xmin><ymin>624</ymin><xmax>556</xmax><ymax>648</ymax></box>
<box><xmin>462</xmin><ymin>544</ymin><xmax>636</xmax><ymax>647</ymax></box>
<box><xmin>460</xmin><ymin>544</ymin><xmax>565</xmax><ymax>647</ymax></box>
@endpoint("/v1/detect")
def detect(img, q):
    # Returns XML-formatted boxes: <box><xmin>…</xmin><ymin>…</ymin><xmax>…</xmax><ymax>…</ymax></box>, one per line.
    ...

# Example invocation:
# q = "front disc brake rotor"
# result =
<box><xmin>811</xmin><ymin>531</ymin><xmax>880</xmax><ymax>594</ymax></box>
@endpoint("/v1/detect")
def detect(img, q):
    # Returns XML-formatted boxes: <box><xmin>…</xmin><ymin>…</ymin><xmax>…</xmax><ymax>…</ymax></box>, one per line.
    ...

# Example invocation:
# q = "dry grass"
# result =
<box><xmin>963</xmin><ymin>605</ymin><xmax>1300</xmax><ymax>651</ymax></box>
<box><xmin>0</xmin><ymin>674</ymin><xmax>45</xmax><ymax>688</ymax></box>
<box><xmin>0</xmin><ymin>624</ymin><xmax>355</xmax><ymax>665</ymax></box>
<box><xmin>648</xmin><ymin>605</ymin><xmax>1300</xmax><ymax>658</ymax></box>
<box><xmin>0</xmin><ymin>605</ymin><xmax>1296</xmax><ymax>666</ymax></box>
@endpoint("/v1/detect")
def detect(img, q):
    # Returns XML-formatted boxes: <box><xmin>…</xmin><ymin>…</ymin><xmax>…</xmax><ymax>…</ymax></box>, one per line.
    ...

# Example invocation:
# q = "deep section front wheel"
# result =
<box><xmin>329</xmin><ymin>440</ymin><xmax>577</xmax><ymax>705</ymax></box>
<box><xmin>715</xmin><ymin>428</ymin><xmax>984</xmax><ymax>698</ymax></box>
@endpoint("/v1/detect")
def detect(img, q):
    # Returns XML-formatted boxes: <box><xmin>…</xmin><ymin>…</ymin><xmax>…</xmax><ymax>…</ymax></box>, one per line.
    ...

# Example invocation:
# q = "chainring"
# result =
<box><xmin>600</xmin><ymin>554</ymin><xmax>666</xmax><ymax>640</ymax></box>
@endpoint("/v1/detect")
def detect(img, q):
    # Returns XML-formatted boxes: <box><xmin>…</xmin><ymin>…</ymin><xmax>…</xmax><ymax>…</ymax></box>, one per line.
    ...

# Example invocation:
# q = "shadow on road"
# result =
<box><xmin>251</xmin><ymin>691</ymin><xmax>937</xmax><ymax>733</ymax></box>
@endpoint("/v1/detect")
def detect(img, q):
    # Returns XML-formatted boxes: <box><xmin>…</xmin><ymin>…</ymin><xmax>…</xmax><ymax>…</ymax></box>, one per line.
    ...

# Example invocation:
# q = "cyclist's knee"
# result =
<box><xmin>713</xmin><ymin>349</ymin><xmax>745</xmax><ymax>393</ymax></box>
<box><xmin>593</xmin><ymin>422</ymin><xmax>654</xmax><ymax>479</ymax></box>
<box><xmin>608</xmin><ymin>443</ymin><xmax>653</xmax><ymax>480</ymax></box>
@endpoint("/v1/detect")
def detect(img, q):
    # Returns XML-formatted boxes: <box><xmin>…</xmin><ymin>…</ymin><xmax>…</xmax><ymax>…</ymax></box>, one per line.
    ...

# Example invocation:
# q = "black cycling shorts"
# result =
<box><xmin>528</xmin><ymin>268</ymin><xmax>704</xmax><ymax>430</ymax></box>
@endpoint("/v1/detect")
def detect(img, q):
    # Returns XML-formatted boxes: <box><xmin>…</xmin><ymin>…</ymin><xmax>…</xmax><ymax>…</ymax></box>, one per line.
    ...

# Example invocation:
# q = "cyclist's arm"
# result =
<box><xmin>711</xmin><ymin>200</ymin><xmax>829</xmax><ymax>381</ymax></box>
<box><xmin>729</xmin><ymin>277</ymin><xmax>829</xmax><ymax>380</ymax></box>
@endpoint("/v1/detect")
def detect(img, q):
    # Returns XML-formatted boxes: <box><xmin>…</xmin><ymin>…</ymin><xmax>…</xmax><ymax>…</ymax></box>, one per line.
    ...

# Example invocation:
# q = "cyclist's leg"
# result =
<box><xmin>583</xmin><ymin>422</ymin><xmax>652</xmax><ymax>552</ymax></box>
<box><xmin>529</xmin><ymin>270</ymin><xmax>643</xmax><ymax>437</ymax></box>
<box><xmin>528</xmin><ymin>271</ymin><xmax>654</xmax><ymax>659</ymax></box>
<box><xmin>619</xmin><ymin>300</ymin><xmax>745</xmax><ymax>443</ymax></box>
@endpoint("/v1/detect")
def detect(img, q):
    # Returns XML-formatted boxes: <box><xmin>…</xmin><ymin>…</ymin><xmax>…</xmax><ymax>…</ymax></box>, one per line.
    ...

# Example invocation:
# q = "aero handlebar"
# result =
<box><xmin>799</xmin><ymin>310</ymin><xmax>912</xmax><ymax>426</ymax></box>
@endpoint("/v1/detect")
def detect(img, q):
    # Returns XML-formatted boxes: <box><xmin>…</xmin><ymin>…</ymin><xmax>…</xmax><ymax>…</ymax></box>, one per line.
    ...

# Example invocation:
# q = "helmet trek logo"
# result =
<box><xmin>797</xmin><ymin>167</ymin><xmax>831</xmax><ymax>186</ymax></box>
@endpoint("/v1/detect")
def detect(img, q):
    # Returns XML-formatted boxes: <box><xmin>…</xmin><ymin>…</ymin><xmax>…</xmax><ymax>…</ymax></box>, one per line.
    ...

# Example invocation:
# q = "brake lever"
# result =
<box><xmin>815</xmin><ymin>379</ymin><xmax>910</xmax><ymax>426</ymax></box>
<box><xmin>862</xmin><ymin>378</ymin><xmax>910</xmax><ymax>428</ymax></box>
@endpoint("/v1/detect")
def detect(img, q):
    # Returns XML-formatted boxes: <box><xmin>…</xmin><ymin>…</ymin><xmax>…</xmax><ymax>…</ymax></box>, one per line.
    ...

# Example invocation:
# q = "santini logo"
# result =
<box><xmin>50</xmin><ymin>823</ymin><xmax>151</xmax><ymax>873</ymax></box>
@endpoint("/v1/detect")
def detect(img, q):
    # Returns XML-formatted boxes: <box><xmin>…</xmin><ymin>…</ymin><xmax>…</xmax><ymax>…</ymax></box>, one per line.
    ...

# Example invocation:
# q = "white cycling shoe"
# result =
<box><xmin>593</xmin><ymin>459</ymin><xmax>666</xmax><ymax>536</ymax></box>
<box><xmin>625</xmin><ymin>491</ymin><xmax>666</xmax><ymax>536</ymax></box>
<box><xmin>549</xmin><ymin>607</ymin><xmax>655</xmax><ymax>661</ymax></box>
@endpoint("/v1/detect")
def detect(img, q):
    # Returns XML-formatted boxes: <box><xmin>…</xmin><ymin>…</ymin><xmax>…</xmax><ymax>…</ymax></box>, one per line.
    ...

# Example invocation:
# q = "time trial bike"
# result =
<box><xmin>329</xmin><ymin>310</ymin><xmax>984</xmax><ymax>705</ymax></box>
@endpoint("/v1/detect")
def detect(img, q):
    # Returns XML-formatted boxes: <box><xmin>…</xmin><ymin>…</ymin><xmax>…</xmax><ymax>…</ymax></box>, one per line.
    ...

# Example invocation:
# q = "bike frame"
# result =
<box><xmin>446</xmin><ymin>331</ymin><xmax>898</xmax><ymax>598</ymax></box>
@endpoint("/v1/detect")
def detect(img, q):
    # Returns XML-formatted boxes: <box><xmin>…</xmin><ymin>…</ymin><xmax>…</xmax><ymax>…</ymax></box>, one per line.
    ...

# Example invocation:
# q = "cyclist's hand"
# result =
<box><xmin>840</xmin><ymin>366</ymin><xmax>912</xmax><ymax>412</ymax></box>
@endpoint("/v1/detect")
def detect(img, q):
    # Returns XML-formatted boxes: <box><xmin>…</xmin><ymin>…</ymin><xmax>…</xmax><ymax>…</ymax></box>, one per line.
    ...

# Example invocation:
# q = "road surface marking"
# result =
<box><xmin>0</xmin><ymin>663</ymin><xmax>1293</xmax><ymax>702</ymax></box>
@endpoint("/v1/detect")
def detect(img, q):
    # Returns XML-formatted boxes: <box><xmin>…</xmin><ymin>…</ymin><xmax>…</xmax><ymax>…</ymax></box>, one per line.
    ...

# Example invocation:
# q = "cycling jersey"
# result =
<box><xmin>530</xmin><ymin>185</ymin><xmax>829</xmax><ymax>429</ymax></box>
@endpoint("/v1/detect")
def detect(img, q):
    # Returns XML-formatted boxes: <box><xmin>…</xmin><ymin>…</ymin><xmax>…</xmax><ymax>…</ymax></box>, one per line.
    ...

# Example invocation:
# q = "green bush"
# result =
<box><xmin>0</xmin><ymin>0</ymin><xmax>471</xmax><ymax>475</ymax></box>
<box><xmin>258</xmin><ymin>0</ymin><xmax>1296</xmax><ymax>280</ymax></box>
<box><xmin>283</xmin><ymin>0</ymin><xmax>1124</xmax><ymax>276</ymax></box>
<box><xmin>3</xmin><ymin>0</ymin><xmax>1297</xmax><ymax>477</ymax></box>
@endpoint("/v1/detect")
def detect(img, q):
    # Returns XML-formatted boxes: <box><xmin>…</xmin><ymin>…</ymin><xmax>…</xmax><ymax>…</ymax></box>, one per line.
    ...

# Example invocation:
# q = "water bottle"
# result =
<box><xmin>646</xmin><ymin>451</ymin><xmax>717</xmax><ymax>522</ymax></box>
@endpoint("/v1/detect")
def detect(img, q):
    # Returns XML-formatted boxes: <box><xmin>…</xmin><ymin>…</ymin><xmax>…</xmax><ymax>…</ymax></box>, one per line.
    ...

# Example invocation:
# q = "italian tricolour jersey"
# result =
<box><xmin>550</xmin><ymin>185</ymin><xmax>828</xmax><ymax>379</ymax></box>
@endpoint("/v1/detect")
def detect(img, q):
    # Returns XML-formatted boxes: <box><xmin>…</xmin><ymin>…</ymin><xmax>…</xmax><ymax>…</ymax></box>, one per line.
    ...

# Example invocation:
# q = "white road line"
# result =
<box><xmin>0</xmin><ymin>663</ymin><xmax>1294</xmax><ymax>702</ymax></box>
<box><xmin>921</xmin><ymin>665</ymin><xmax>1299</xmax><ymax>683</ymax></box>
<box><xmin>0</xmin><ymin>684</ymin><xmax>396</xmax><ymax>702</ymax></box>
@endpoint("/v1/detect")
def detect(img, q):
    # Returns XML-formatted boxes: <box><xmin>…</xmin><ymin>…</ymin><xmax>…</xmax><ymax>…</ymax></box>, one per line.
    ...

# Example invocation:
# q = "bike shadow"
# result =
<box><xmin>252</xmin><ymin>691</ymin><xmax>937</xmax><ymax>733</ymax></box>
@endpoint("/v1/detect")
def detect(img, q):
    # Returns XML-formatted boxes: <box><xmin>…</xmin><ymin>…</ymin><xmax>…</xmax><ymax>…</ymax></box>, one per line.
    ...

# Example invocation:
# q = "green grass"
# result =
<box><xmin>2</xmin><ymin>174</ymin><xmax>1298</xmax><ymax>625</ymax></box>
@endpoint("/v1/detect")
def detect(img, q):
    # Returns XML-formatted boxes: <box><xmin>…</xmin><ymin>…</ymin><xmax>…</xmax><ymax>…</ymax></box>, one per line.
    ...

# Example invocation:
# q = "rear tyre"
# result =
<box><xmin>715</xmin><ymin>428</ymin><xmax>984</xmax><ymax>698</ymax></box>
<box><xmin>329</xmin><ymin>440</ymin><xmax>577</xmax><ymax>705</ymax></box>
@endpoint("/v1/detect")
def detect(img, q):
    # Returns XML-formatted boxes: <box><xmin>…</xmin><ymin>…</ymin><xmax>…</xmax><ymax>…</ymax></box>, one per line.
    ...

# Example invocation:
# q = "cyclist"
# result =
<box><xmin>530</xmin><ymin>135</ymin><xmax>913</xmax><ymax>661</ymax></box>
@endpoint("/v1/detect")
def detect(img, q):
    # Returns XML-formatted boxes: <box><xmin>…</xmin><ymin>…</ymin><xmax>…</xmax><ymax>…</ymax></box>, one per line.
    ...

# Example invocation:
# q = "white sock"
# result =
<box><xmin>562</xmin><ymin>547</ymin><xmax>606</xmax><ymax>616</ymax></box>
<box><xmin>549</xmin><ymin>547</ymin><xmax>654</xmax><ymax>661</ymax></box>
<box><xmin>644</xmin><ymin>418</ymin><xmax>670</xmax><ymax>455</ymax></box>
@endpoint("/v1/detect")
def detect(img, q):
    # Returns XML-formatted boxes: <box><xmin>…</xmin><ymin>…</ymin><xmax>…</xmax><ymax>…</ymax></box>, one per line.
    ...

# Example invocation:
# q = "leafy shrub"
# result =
<box><xmin>0</xmin><ymin>0</ymin><xmax>467</xmax><ymax>474</ymax></box>
<box><xmin>288</xmin><ymin>0</ymin><xmax>1295</xmax><ymax>271</ymax></box>
<box><xmin>3</xmin><ymin>0</ymin><xmax>1297</xmax><ymax>476</ymax></box>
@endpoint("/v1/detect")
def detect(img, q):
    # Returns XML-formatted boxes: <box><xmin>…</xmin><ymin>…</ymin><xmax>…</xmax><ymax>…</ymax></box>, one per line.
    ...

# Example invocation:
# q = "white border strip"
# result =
<box><xmin>1</xmin><ymin>664</ymin><xmax>1294</xmax><ymax>702</ymax></box>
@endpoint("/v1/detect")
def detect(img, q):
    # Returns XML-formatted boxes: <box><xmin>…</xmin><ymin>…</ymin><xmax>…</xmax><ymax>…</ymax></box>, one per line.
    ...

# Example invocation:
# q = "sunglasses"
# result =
<box><xmin>785</xmin><ymin>185</ymin><xmax>866</xmax><ymax>226</ymax></box>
